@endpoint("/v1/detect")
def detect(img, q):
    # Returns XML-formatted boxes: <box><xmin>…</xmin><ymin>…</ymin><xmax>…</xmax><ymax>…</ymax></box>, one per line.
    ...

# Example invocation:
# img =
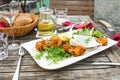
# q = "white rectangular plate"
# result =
<box><xmin>22</xmin><ymin>38</ymin><xmax>117</xmax><ymax>70</ymax></box>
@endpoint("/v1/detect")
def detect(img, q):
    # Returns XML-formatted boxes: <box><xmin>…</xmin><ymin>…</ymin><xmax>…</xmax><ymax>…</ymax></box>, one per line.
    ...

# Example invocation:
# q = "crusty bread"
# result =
<box><xmin>0</xmin><ymin>17</ymin><xmax>10</xmax><ymax>27</ymax></box>
<box><xmin>13</xmin><ymin>13</ymin><xmax>33</xmax><ymax>27</ymax></box>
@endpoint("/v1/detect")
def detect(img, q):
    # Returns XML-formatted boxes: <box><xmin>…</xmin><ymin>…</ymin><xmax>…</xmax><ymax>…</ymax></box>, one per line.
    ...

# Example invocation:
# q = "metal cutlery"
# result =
<box><xmin>80</xmin><ymin>62</ymin><xmax>120</xmax><ymax>66</ymax></box>
<box><xmin>98</xmin><ymin>20</ymin><xmax>116</xmax><ymax>39</ymax></box>
<box><xmin>52</xmin><ymin>15</ymin><xmax>83</xmax><ymax>31</ymax></box>
<box><xmin>12</xmin><ymin>46</ymin><xmax>26</xmax><ymax>80</ymax></box>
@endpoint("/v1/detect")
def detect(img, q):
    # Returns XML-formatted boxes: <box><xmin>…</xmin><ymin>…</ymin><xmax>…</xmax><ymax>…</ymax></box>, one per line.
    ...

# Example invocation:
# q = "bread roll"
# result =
<box><xmin>13</xmin><ymin>13</ymin><xmax>33</xmax><ymax>27</ymax></box>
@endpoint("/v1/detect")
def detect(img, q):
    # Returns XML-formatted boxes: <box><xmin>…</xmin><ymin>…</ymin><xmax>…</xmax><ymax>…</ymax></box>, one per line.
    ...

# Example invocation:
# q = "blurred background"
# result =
<box><xmin>0</xmin><ymin>0</ymin><xmax>11</xmax><ymax>5</ymax></box>
<box><xmin>0</xmin><ymin>0</ymin><xmax>120</xmax><ymax>32</ymax></box>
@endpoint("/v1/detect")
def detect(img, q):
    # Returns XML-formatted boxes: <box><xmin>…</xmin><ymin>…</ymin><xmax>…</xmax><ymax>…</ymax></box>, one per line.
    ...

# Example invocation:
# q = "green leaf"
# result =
<box><xmin>44</xmin><ymin>46</ymin><xmax>71</xmax><ymax>64</ymax></box>
<box><xmin>35</xmin><ymin>51</ymin><xmax>44</xmax><ymax>59</ymax></box>
<box><xmin>85</xmin><ymin>37</ymin><xmax>92</xmax><ymax>44</ymax></box>
<box><xmin>93</xmin><ymin>30</ymin><xmax>104</xmax><ymax>38</ymax></box>
<box><xmin>74</xmin><ymin>28</ymin><xmax>91</xmax><ymax>36</ymax></box>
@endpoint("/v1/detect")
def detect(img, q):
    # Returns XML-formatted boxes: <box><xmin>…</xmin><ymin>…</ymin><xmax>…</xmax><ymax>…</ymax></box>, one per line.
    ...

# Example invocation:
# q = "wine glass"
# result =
<box><xmin>0</xmin><ymin>1</ymin><xmax>20</xmax><ymax>50</ymax></box>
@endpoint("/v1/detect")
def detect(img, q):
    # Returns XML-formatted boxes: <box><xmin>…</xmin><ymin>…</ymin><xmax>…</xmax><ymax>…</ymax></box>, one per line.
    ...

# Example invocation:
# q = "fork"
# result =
<box><xmin>12</xmin><ymin>46</ymin><xmax>26</xmax><ymax>80</ymax></box>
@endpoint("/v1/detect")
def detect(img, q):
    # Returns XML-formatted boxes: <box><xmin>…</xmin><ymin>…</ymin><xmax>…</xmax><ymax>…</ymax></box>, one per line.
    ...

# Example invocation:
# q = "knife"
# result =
<box><xmin>98</xmin><ymin>20</ymin><xmax>116</xmax><ymax>39</ymax></box>
<box><xmin>80</xmin><ymin>62</ymin><xmax>120</xmax><ymax>66</ymax></box>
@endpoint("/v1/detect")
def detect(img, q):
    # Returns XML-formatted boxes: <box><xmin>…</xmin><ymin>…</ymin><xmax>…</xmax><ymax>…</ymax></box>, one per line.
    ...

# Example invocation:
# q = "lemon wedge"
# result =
<box><xmin>58</xmin><ymin>32</ymin><xmax>72</xmax><ymax>42</ymax></box>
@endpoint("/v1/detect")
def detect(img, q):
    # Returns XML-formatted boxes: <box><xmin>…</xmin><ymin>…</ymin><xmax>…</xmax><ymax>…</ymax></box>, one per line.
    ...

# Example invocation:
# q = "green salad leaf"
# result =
<box><xmin>74</xmin><ymin>28</ymin><xmax>91</xmax><ymax>36</ymax></box>
<box><xmin>74</xmin><ymin>28</ymin><xmax>105</xmax><ymax>38</ymax></box>
<box><xmin>92</xmin><ymin>30</ymin><xmax>104</xmax><ymax>38</ymax></box>
<box><xmin>35</xmin><ymin>51</ymin><xmax>44</xmax><ymax>59</ymax></box>
<box><xmin>35</xmin><ymin>46</ymin><xmax>71</xmax><ymax>64</ymax></box>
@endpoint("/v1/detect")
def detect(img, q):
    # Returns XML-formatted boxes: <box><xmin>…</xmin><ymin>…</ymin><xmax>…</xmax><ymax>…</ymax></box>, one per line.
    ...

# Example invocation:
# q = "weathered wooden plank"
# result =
<box><xmin>51</xmin><ymin>6</ymin><xmax>94</xmax><ymax>11</ymax></box>
<box><xmin>50</xmin><ymin>0</ymin><xmax>94</xmax><ymax>19</ymax></box>
<box><xmin>0</xmin><ymin>73</ymin><xmax>13</xmax><ymax>80</ymax></box>
<box><xmin>111</xmin><ymin>46</ymin><xmax>120</xmax><ymax>62</ymax></box>
<box><xmin>105</xmin><ymin>46</ymin><xmax>120</xmax><ymax>62</ymax></box>
<box><xmin>79</xmin><ymin>16</ymin><xmax>94</xmax><ymax>22</ymax></box>
<box><xmin>50</xmin><ymin>0</ymin><xmax>94</xmax><ymax>6</ymax></box>
<box><xmin>0</xmin><ymin>59</ymin><xmax>36</xmax><ymax>67</ymax></box>
<box><xmin>0</xmin><ymin>57</ymin><xmax>109</xmax><ymax>68</ymax></box>
<box><xmin>0</xmin><ymin>64</ymin><xmax>113</xmax><ymax>73</ymax></box>
<box><xmin>112</xmin><ymin>46</ymin><xmax>120</xmax><ymax>54</ymax></box>
<box><xmin>68</xmin><ymin>11</ymin><xmax>93</xmax><ymax>16</ymax></box>
<box><xmin>19</xmin><ymin>68</ymin><xmax>120</xmax><ymax>80</ymax></box>
<box><xmin>80</xmin><ymin>56</ymin><xmax>109</xmax><ymax>62</ymax></box>
<box><xmin>0</xmin><ymin>67</ymin><xmax>119</xmax><ymax>80</ymax></box>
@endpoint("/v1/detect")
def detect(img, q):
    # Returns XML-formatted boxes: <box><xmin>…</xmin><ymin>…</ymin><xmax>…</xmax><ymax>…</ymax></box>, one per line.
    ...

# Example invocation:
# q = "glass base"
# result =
<box><xmin>0</xmin><ymin>52</ymin><xmax>8</xmax><ymax>60</ymax></box>
<box><xmin>8</xmin><ymin>43</ymin><xmax>19</xmax><ymax>50</ymax></box>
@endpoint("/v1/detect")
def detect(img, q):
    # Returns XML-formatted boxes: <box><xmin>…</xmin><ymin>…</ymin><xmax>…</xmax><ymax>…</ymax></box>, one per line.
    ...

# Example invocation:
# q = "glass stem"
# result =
<box><xmin>9</xmin><ymin>17</ymin><xmax>15</xmax><ymax>45</ymax></box>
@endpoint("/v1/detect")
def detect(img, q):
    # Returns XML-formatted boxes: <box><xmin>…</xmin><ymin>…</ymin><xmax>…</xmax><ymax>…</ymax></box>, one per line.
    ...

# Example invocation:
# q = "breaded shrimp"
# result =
<box><xmin>97</xmin><ymin>37</ymin><xmax>108</xmax><ymax>46</ymax></box>
<box><xmin>62</xmin><ymin>44</ymin><xmax>72</xmax><ymax>52</ymax></box>
<box><xmin>68</xmin><ymin>45</ymin><xmax>86</xmax><ymax>57</ymax></box>
<box><xmin>47</xmin><ymin>36</ymin><xmax>62</xmax><ymax>47</ymax></box>
<box><xmin>57</xmin><ymin>39</ymin><xmax>62</xmax><ymax>46</ymax></box>
<box><xmin>68</xmin><ymin>47</ymin><xmax>75</xmax><ymax>55</ymax></box>
<box><xmin>74</xmin><ymin>46</ymin><xmax>86</xmax><ymax>57</ymax></box>
<box><xmin>36</xmin><ymin>40</ymin><xmax>46</xmax><ymax>51</ymax></box>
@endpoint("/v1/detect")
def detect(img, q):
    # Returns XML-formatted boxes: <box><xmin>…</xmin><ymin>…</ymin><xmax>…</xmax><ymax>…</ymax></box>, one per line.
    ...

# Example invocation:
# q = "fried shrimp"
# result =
<box><xmin>97</xmin><ymin>37</ymin><xmax>108</xmax><ymax>46</ymax></box>
<box><xmin>62</xmin><ymin>43</ymin><xmax>86</xmax><ymax>57</ymax></box>
<box><xmin>62</xmin><ymin>44</ymin><xmax>72</xmax><ymax>52</ymax></box>
<box><xmin>36</xmin><ymin>40</ymin><xmax>46</xmax><ymax>51</ymax></box>
<box><xmin>47</xmin><ymin>36</ymin><xmax>62</xmax><ymax>47</ymax></box>
<box><xmin>68</xmin><ymin>47</ymin><xmax>75</xmax><ymax>55</ymax></box>
<box><xmin>74</xmin><ymin>46</ymin><xmax>86</xmax><ymax>56</ymax></box>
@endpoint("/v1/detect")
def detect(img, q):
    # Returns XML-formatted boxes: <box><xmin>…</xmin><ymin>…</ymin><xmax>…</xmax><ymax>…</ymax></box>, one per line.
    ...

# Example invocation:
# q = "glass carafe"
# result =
<box><xmin>38</xmin><ymin>8</ymin><xmax>55</xmax><ymax>35</ymax></box>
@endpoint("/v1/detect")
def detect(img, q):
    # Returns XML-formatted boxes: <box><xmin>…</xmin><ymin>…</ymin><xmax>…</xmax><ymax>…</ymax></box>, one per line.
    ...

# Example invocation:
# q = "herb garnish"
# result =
<box><xmin>85</xmin><ymin>37</ymin><xmax>92</xmax><ymax>44</ymax></box>
<box><xmin>92</xmin><ymin>30</ymin><xmax>104</xmax><ymax>38</ymax></box>
<box><xmin>35</xmin><ymin>46</ymin><xmax>71</xmax><ymax>64</ymax></box>
<box><xmin>35</xmin><ymin>51</ymin><xmax>44</xmax><ymax>59</ymax></box>
<box><xmin>74</xmin><ymin>28</ymin><xmax>105</xmax><ymax>38</ymax></box>
<box><xmin>74</xmin><ymin>28</ymin><xmax>91</xmax><ymax>36</ymax></box>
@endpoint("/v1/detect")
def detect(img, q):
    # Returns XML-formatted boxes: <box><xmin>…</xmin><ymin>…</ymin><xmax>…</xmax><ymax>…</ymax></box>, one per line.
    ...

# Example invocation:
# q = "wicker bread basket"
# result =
<box><xmin>0</xmin><ymin>13</ymin><xmax>38</xmax><ymax>37</ymax></box>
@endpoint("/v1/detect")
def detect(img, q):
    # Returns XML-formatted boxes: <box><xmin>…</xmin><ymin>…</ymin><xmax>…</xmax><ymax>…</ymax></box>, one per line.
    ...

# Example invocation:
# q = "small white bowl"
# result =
<box><xmin>70</xmin><ymin>35</ymin><xmax>101</xmax><ymax>48</ymax></box>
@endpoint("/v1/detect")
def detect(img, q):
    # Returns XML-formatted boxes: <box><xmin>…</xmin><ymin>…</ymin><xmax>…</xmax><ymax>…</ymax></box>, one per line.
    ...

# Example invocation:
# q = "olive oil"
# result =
<box><xmin>38</xmin><ymin>20</ymin><xmax>54</xmax><ymax>35</ymax></box>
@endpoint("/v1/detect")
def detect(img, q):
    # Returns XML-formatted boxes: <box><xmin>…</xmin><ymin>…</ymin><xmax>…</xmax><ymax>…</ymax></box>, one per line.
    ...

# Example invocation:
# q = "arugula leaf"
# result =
<box><xmin>93</xmin><ymin>30</ymin><xmax>104</xmax><ymax>38</ymax></box>
<box><xmin>35</xmin><ymin>46</ymin><xmax>71</xmax><ymax>64</ymax></box>
<box><xmin>45</xmin><ymin>46</ymin><xmax>71</xmax><ymax>64</ymax></box>
<box><xmin>35</xmin><ymin>51</ymin><xmax>44</xmax><ymax>59</ymax></box>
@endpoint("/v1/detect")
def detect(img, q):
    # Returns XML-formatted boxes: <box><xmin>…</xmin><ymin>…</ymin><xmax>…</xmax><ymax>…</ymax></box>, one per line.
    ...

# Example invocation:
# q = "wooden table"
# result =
<box><xmin>0</xmin><ymin>16</ymin><xmax>120</xmax><ymax>80</ymax></box>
